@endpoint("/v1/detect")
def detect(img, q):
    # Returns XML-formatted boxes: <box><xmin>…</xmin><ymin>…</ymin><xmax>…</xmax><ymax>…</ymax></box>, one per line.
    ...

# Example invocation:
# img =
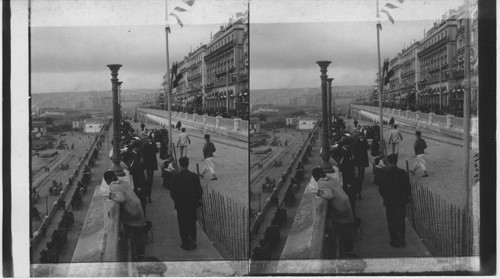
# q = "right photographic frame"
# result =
<box><xmin>248</xmin><ymin>0</ymin><xmax>481</xmax><ymax>274</ymax></box>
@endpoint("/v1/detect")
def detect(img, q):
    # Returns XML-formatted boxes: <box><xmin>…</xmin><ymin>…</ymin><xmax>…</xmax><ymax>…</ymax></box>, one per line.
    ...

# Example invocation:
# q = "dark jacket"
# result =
<box><xmin>379</xmin><ymin>166</ymin><xmax>411</xmax><ymax>207</ymax></box>
<box><xmin>170</xmin><ymin>169</ymin><xmax>203</xmax><ymax>211</ymax></box>
<box><xmin>371</xmin><ymin>138</ymin><xmax>380</xmax><ymax>157</ymax></box>
<box><xmin>141</xmin><ymin>142</ymin><xmax>159</xmax><ymax>170</ymax></box>
<box><xmin>122</xmin><ymin>150</ymin><xmax>146</xmax><ymax>193</ymax></box>
<box><xmin>203</xmin><ymin>141</ymin><xmax>216</xmax><ymax>159</ymax></box>
<box><xmin>414</xmin><ymin>137</ymin><xmax>427</xmax><ymax>156</ymax></box>
<box><xmin>352</xmin><ymin>137</ymin><xmax>370</xmax><ymax>167</ymax></box>
<box><xmin>338</xmin><ymin>144</ymin><xmax>354</xmax><ymax>173</ymax></box>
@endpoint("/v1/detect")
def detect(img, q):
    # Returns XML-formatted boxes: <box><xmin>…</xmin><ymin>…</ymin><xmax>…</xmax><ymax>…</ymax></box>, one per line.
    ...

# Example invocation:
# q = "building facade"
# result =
<box><xmin>204</xmin><ymin>17</ymin><xmax>249</xmax><ymax>118</ymax></box>
<box><xmin>374</xmin><ymin>3</ymin><xmax>478</xmax><ymax>116</ymax></box>
<box><xmin>163</xmin><ymin>13</ymin><xmax>249</xmax><ymax>119</ymax></box>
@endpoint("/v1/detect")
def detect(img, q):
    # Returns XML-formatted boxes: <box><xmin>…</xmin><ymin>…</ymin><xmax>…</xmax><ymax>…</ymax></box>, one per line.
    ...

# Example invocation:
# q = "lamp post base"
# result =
<box><xmin>111</xmin><ymin>164</ymin><xmax>125</xmax><ymax>177</ymax></box>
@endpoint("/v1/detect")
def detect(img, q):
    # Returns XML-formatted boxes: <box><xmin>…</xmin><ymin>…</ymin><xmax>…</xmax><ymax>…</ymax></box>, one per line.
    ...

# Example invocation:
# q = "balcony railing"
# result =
<box><xmin>187</xmin><ymin>73</ymin><xmax>201</xmax><ymax>82</ymax></box>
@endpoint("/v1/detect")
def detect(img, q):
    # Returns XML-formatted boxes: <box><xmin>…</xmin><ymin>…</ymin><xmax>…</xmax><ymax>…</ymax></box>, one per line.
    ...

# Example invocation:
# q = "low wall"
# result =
<box><xmin>279</xmin><ymin>170</ymin><xmax>340</xmax><ymax>260</ymax></box>
<box><xmin>351</xmin><ymin>105</ymin><xmax>478</xmax><ymax>149</ymax></box>
<box><xmin>137</xmin><ymin>108</ymin><xmax>248</xmax><ymax>142</ymax></box>
<box><xmin>69</xmin><ymin>172</ymin><xmax>130</xmax><ymax>276</ymax></box>
<box><xmin>249</xmin><ymin>123</ymin><xmax>319</xmax><ymax>236</ymax></box>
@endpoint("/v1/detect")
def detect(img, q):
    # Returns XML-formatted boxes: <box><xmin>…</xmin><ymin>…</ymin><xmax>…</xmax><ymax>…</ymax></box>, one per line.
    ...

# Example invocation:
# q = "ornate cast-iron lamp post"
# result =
<box><xmin>117</xmin><ymin>81</ymin><xmax>123</xmax><ymax>119</ymax></box>
<box><xmin>327</xmin><ymin>78</ymin><xmax>334</xmax><ymax>144</ymax></box>
<box><xmin>316</xmin><ymin>61</ymin><xmax>333</xmax><ymax>172</ymax></box>
<box><xmin>107</xmin><ymin>64</ymin><xmax>125</xmax><ymax>176</ymax></box>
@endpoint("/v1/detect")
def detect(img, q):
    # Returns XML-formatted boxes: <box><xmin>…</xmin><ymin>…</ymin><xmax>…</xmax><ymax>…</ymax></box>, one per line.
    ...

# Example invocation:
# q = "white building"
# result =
<box><xmin>84</xmin><ymin>120</ymin><xmax>104</xmax><ymax>133</ymax></box>
<box><xmin>296</xmin><ymin>117</ymin><xmax>317</xmax><ymax>130</ymax></box>
<box><xmin>31</xmin><ymin>121</ymin><xmax>47</xmax><ymax>138</ymax></box>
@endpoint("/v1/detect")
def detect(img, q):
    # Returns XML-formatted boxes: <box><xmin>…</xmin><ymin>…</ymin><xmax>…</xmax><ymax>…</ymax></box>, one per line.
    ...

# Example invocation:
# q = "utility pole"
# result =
<box><xmin>376</xmin><ymin>0</ymin><xmax>385</xmax><ymax>155</ymax></box>
<box><xmin>462</xmin><ymin>0</ymin><xmax>473</xmax><ymax>256</ymax></box>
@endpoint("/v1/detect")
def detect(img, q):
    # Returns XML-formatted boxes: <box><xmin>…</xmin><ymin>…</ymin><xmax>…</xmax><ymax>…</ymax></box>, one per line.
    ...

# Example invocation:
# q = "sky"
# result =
<box><xmin>30</xmin><ymin>0</ymin><xmax>466</xmax><ymax>93</ymax></box>
<box><xmin>31</xmin><ymin>0</ymin><xmax>248</xmax><ymax>93</ymax></box>
<box><xmin>250</xmin><ymin>0</ymin><xmax>465</xmax><ymax>89</ymax></box>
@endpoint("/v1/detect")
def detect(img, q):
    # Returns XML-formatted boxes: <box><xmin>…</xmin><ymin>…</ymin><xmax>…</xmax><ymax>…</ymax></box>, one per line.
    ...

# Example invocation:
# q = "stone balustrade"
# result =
<box><xmin>137</xmin><ymin>108</ymin><xmax>248</xmax><ymax>142</ymax></box>
<box><xmin>351</xmin><ymin>104</ymin><xmax>476</xmax><ymax>144</ymax></box>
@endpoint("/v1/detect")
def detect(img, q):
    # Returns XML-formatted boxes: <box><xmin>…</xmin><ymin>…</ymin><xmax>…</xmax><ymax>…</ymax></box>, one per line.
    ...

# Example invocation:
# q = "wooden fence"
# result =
<box><xmin>197</xmin><ymin>184</ymin><xmax>249</xmax><ymax>260</ymax></box>
<box><xmin>406</xmin><ymin>180</ymin><xmax>474</xmax><ymax>257</ymax></box>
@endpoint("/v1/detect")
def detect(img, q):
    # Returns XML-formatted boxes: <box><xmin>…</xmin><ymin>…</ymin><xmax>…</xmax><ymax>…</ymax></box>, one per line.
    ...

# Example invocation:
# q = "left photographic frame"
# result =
<box><xmin>27</xmin><ymin>0</ymin><xmax>249</xmax><ymax>277</ymax></box>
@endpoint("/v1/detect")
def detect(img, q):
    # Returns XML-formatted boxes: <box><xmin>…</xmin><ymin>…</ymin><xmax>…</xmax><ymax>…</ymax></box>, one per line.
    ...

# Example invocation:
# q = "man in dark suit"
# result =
<box><xmin>170</xmin><ymin>157</ymin><xmax>203</xmax><ymax>250</ymax></box>
<box><xmin>141</xmin><ymin>135</ymin><xmax>159</xmax><ymax>203</ymax></box>
<box><xmin>122</xmin><ymin>141</ymin><xmax>147</xmax><ymax>218</ymax></box>
<box><xmin>378</xmin><ymin>154</ymin><xmax>411</xmax><ymax>247</ymax></box>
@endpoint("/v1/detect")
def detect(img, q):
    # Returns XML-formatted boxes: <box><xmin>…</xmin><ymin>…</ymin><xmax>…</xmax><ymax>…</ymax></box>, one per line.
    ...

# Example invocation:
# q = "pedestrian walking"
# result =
<box><xmin>377</xmin><ymin>154</ymin><xmax>411</xmax><ymax>248</ymax></box>
<box><xmin>105</xmin><ymin>171</ymin><xmax>146</xmax><ymax>260</ymax></box>
<box><xmin>389</xmin><ymin>117</ymin><xmax>395</xmax><ymax>127</ymax></box>
<box><xmin>410</xmin><ymin>131</ymin><xmax>429</xmax><ymax>177</ymax></box>
<box><xmin>170</xmin><ymin>157</ymin><xmax>203</xmax><ymax>251</ymax></box>
<box><xmin>176</xmin><ymin>120</ymin><xmax>182</xmax><ymax>132</ymax></box>
<box><xmin>313</xmin><ymin>167</ymin><xmax>355</xmax><ymax>258</ymax></box>
<box><xmin>353</xmin><ymin>119</ymin><xmax>358</xmax><ymax>128</ymax></box>
<box><xmin>388</xmin><ymin>124</ymin><xmax>403</xmax><ymax>155</ymax></box>
<box><xmin>199</xmin><ymin>134</ymin><xmax>217</xmax><ymax>180</ymax></box>
<box><xmin>177</xmin><ymin>128</ymin><xmax>191</xmax><ymax>158</ymax></box>
<box><xmin>352</xmin><ymin>132</ymin><xmax>370</xmax><ymax>197</ymax></box>
<box><xmin>140</xmin><ymin>122</ymin><xmax>145</xmax><ymax>132</ymax></box>
<box><xmin>141</xmin><ymin>135</ymin><xmax>159</xmax><ymax>203</ymax></box>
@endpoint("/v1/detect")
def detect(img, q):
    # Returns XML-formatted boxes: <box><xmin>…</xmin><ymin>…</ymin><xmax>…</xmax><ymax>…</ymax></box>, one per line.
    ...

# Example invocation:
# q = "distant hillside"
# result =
<box><xmin>32</xmin><ymin>88</ymin><xmax>159</xmax><ymax>110</ymax></box>
<box><xmin>250</xmin><ymin>86</ymin><xmax>372</xmax><ymax>106</ymax></box>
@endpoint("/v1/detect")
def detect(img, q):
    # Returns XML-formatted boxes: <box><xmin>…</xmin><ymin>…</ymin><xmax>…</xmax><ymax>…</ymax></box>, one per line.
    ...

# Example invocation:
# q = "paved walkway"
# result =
<box><xmin>130</xmin><ymin>120</ymin><xmax>248</xmax><ymax>275</ymax></box>
<box><xmin>143</xmin><ymin>176</ymin><xmax>224</xmax><ymax>261</ymax></box>
<box><xmin>352</xmin><ymin>163</ymin><xmax>432</xmax><ymax>258</ymax></box>
<box><xmin>340</xmin><ymin>118</ymin><xmax>432</xmax><ymax>258</ymax></box>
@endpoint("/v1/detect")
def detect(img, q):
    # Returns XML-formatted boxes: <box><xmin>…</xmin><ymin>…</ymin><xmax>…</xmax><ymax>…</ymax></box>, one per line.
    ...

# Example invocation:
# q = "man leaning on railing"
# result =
<box><xmin>313</xmin><ymin>167</ymin><xmax>356</xmax><ymax>258</ymax></box>
<box><xmin>104</xmin><ymin>171</ymin><xmax>146</xmax><ymax>261</ymax></box>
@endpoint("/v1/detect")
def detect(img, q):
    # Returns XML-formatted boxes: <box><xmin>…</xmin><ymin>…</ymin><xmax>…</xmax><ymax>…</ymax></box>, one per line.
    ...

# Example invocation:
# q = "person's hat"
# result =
<box><xmin>387</xmin><ymin>154</ymin><xmax>398</xmax><ymax>164</ymax></box>
<box><xmin>312</xmin><ymin>167</ymin><xmax>324</xmax><ymax>178</ymax></box>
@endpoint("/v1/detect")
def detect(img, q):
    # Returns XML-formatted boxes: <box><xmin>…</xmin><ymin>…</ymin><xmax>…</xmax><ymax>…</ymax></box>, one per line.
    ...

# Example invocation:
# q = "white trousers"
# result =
<box><xmin>414</xmin><ymin>154</ymin><xmax>427</xmax><ymax>171</ymax></box>
<box><xmin>203</xmin><ymin>157</ymin><xmax>216</xmax><ymax>175</ymax></box>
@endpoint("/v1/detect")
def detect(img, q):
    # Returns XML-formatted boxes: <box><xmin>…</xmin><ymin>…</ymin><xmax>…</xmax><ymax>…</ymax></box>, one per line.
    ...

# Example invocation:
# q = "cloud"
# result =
<box><xmin>31</xmin><ymin>24</ymin><xmax>217</xmax><ymax>92</ymax></box>
<box><xmin>250</xmin><ymin>20</ymin><xmax>434</xmax><ymax>89</ymax></box>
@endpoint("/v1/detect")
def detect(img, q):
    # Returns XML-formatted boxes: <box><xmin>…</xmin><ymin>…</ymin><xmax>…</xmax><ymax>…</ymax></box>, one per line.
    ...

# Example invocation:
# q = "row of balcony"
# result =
<box><xmin>418</xmin><ymin>36</ymin><xmax>448</xmax><ymax>57</ymax></box>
